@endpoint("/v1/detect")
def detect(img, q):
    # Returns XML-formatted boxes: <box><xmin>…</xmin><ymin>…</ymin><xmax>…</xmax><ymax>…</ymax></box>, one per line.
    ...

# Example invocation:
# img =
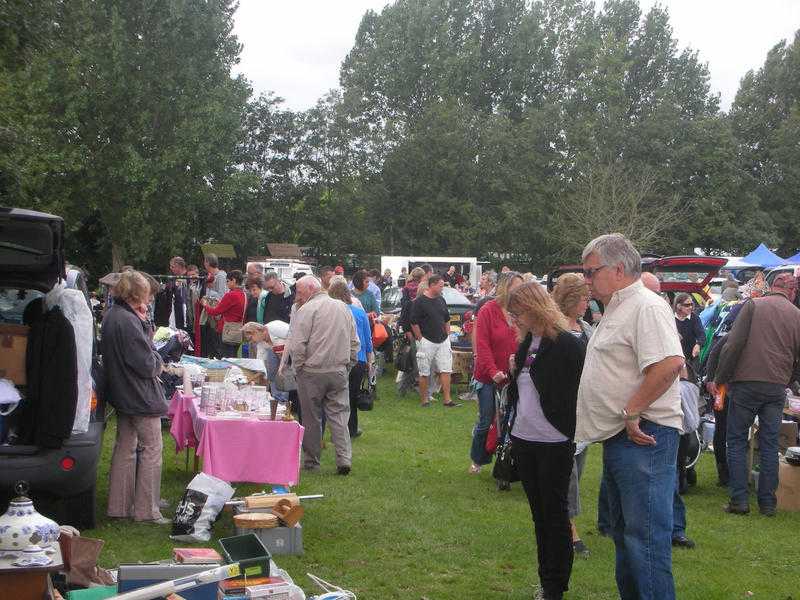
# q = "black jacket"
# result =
<box><xmin>100</xmin><ymin>302</ymin><xmax>167</xmax><ymax>416</ymax></box>
<box><xmin>508</xmin><ymin>330</ymin><xmax>585</xmax><ymax>440</ymax></box>
<box><xmin>20</xmin><ymin>298</ymin><xmax>78</xmax><ymax>448</ymax></box>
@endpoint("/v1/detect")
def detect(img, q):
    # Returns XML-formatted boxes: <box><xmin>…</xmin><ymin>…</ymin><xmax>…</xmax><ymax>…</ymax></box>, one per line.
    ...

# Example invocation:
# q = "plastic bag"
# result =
<box><xmin>45</xmin><ymin>285</ymin><xmax>93</xmax><ymax>434</ymax></box>
<box><xmin>170</xmin><ymin>473</ymin><xmax>235</xmax><ymax>542</ymax></box>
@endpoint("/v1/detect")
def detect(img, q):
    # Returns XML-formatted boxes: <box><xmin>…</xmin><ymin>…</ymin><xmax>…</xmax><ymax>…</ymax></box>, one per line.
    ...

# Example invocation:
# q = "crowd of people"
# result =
<box><xmin>95</xmin><ymin>239</ymin><xmax>800</xmax><ymax>600</ymax></box>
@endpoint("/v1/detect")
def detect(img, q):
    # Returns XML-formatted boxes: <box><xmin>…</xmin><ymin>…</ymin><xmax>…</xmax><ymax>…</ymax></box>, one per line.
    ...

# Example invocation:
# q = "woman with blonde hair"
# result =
<box><xmin>101</xmin><ymin>271</ymin><xmax>169</xmax><ymax>524</ymax></box>
<box><xmin>470</xmin><ymin>271</ymin><xmax>523</xmax><ymax>477</ymax></box>
<box><xmin>552</xmin><ymin>273</ymin><xmax>594</xmax><ymax>557</ymax></box>
<box><xmin>505</xmin><ymin>282</ymin><xmax>585</xmax><ymax>600</ymax></box>
<box><xmin>328</xmin><ymin>277</ymin><xmax>373</xmax><ymax>438</ymax></box>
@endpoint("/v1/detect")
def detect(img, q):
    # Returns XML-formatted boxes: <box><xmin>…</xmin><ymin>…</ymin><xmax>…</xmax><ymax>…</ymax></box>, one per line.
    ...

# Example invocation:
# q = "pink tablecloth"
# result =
<box><xmin>168</xmin><ymin>393</ymin><xmax>304</xmax><ymax>486</ymax></box>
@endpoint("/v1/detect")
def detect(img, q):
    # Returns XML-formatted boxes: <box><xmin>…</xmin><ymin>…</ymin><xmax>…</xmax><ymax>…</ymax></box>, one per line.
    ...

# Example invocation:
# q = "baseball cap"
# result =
<box><xmin>334</xmin><ymin>265</ymin><xmax>344</xmax><ymax>274</ymax></box>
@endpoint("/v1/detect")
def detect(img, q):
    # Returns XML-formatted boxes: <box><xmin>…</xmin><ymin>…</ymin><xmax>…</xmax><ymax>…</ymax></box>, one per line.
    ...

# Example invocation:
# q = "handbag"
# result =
<box><xmin>221</xmin><ymin>293</ymin><xmax>247</xmax><ymax>345</ymax></box>
<box><xmin>485</xmin><ymin>421</ymin><xmax>498</xmax><ymax>454</ymax></box>
<box><xmin>492</xmin><ymin>392</ymin><xmax>519</xmax><ymax>483</ymax></box>
<box><xmin>357</xmin><ymin>364</ymin><xmax>377</xmax><ymax>411</ymax></box>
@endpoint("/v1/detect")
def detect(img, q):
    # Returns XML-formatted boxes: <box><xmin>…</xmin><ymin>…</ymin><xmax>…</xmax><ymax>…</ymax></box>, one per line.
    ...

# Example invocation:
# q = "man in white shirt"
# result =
<box><xmin>576</xmin><ymin>234</ymin><xmax>684</xmax><ymax>600</ymax></box>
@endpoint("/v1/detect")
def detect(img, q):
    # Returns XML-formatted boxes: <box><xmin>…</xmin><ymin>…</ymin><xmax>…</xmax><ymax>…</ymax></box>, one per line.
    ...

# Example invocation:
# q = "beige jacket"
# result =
<box><xmin>286</xmin><ymin>291</ymin><xmax>360</xmax><ymax>373</ymax></box>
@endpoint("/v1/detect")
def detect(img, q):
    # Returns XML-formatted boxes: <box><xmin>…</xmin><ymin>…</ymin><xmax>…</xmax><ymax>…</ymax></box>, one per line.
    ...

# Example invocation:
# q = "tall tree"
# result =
<box><xmin>2</xmin><ymin>0</ymin><xmax>250</xmax><ymax>272</ymax></box>
<box><xmin>731</xmin><ymin>31</ymin><xmax>800</xmax><ymax>255</ymax></box>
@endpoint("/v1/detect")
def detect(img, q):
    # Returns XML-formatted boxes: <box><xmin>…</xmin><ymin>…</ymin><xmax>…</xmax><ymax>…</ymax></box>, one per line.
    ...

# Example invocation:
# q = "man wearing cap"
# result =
<box><xmin>714</xmin><ymin>271</ymin><xmax>800</xmax><ymax>516</ymax></box>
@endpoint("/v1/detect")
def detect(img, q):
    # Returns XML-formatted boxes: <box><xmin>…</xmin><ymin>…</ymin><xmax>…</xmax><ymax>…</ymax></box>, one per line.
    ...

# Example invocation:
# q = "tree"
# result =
<box><xmin>550</xmin><ymin>162</ymin><xmax>682</xmax><ymax>259</ymax></box>
<box><xmin>2</xmin><ymin>0</ymin><xmax>250</xmax><ymax>272</ymax></box>
<box><xmin>731</xmin><ymin>31</ymin><xmax>800</xmax><ymax>255</ymax></box>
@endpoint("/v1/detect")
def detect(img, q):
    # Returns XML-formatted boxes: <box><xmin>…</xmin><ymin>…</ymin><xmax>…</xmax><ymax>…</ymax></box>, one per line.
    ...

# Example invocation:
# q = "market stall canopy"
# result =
<box><xmin>201</xmin><ymin>243</ymin><xmax>237</xmax><ymax>259</ymax></box>
<box><xmin>783</xmin><ymin>250</ymin><xmax>800</xmax><ymax>264</ymax></box>
<box><xmin>740</xmin><ymin>243</ymin><xmax>786</xmax><ymax>268</ymax></box>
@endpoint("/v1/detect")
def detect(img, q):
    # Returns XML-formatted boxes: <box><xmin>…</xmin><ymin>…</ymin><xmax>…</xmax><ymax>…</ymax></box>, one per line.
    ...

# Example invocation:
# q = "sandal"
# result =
<box><xmin>420</xmin><ymin>401</ymin><xmax>431</xmax><ymax>407</ymax></box>
<box><xmin>442</xmin><ymin>401</ymin><xmax>461</xmax><ymax>408</ymax></box>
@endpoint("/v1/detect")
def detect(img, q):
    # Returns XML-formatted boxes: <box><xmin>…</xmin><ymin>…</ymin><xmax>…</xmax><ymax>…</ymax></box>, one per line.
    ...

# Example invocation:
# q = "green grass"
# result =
<box><xmin>85</xmin><ymin>370</ymin><xmax>800</xmax><ymax>599</ymax></box>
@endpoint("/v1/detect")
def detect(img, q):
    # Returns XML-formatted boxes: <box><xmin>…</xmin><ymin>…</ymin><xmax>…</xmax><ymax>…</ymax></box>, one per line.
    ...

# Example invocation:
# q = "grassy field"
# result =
<box><xmin>84</xmin><ymin>370</ymin><xmax>800</xmax><ymax>599</ymax></box>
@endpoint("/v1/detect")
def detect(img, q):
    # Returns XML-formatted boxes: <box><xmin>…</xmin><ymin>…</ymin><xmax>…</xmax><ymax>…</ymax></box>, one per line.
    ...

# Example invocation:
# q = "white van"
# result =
<box><xmin>246</xmin><ymin>259</ymin><xmax>315</xmax><ymax>283</ymax></box>
<box><xmin>380</xmin><ymin>256</ymin><xmax>482</xmax><ymax>288</ymax></box>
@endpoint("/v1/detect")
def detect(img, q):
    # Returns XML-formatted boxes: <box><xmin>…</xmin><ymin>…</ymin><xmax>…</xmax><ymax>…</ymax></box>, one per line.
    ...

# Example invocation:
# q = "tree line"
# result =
<box><xmin>1</xmin><ymin>0</ymin><xmax>798</xmax><ymax>278</ymax></box>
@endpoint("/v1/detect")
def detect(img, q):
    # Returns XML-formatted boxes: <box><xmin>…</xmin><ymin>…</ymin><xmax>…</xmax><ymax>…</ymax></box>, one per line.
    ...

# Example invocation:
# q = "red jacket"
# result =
<box><xmin>204</xmin><ymin>288</ymin><xmax>246</xmax><ymax>334</ymax></box>
<box><xmin>473</xmin><ymin>299</ymin><xmax>518</xmax><ymax>384</ymax></box>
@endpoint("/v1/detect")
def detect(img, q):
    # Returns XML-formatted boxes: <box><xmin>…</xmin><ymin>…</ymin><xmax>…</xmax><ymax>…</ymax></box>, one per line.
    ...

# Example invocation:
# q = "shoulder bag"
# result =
<box><xmin>221</xmin><ymin>292</ymin><xmax>247</xmax><ymax>345</ymax></box>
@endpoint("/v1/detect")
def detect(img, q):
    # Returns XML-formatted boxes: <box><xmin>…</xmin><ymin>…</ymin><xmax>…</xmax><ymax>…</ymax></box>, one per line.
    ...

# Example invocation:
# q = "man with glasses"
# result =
<box><xmin>713</xmin><ymin>271</ymin><xmax>800</xmax><ymax>517</ymax></box>
<box><xmin>576</xmin><ymin>234</ymin><xmax>685</xmax><ymax>600</ymax></box>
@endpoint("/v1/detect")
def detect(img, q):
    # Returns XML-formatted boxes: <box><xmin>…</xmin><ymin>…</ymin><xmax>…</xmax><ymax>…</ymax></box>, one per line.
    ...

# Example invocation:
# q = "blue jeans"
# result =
<box><xmin>265</xmin><ymin>348</ymin><xmax>288</xmax><ymax>402</ymax></box>
<box><xmin>470</xmin><ymin>382</ymin><xmax>496</xmax><ymax>466</ymax></box>
<box><xmin>603</xmin><ymin>420</ymin><xmax>679</xmax><ymax>600</ymax></box>
<box><xmin>726</xmin><ymin>381</ymin><xmax>786</xmax><ymax>509</ymax></box>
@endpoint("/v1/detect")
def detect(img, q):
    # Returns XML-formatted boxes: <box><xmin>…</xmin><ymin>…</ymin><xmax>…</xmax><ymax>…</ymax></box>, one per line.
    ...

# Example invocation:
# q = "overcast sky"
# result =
<box><xmin>233</xmin><ymin>0</ymin><xmax>800</xmax><ymax>113</ymax></box>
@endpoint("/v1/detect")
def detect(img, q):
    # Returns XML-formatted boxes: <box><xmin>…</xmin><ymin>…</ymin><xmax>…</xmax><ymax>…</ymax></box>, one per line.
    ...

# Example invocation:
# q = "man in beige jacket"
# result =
<box><xmin>285</xmin><ymin>275</ymin><xmax>360</xmax><ymax>474</ymax></box>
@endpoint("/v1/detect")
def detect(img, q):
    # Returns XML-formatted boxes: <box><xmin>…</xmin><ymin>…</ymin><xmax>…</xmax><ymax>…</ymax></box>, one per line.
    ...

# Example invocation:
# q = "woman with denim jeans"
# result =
<box><xmin>506</xmin><ymin>282</ymin><xmax>586</xmax><ymax>600</ymax></box>
<box><xmin>469</xmin><ymin>272</ymin><xmax>523</xmax><ymax>476</ymax></box>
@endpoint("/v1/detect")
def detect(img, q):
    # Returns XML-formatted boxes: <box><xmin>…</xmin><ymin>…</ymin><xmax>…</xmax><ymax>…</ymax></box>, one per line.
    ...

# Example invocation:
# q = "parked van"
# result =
<box><xmin>380</xmin><ymin>256</ymin><xmax>482</xmax><ymax>289</ymax></box>
<box><xmin>246</xmin><ymin>259</ymin><xmax>315</xmax><ymax>283</ymax></box>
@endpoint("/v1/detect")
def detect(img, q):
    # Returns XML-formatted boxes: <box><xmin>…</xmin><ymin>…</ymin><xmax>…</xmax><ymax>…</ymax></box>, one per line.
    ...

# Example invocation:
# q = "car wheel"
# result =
<box><xmin>62</xmin><ymin>484</ymin><xmax>97</xmax><ymax>530</ymax></box>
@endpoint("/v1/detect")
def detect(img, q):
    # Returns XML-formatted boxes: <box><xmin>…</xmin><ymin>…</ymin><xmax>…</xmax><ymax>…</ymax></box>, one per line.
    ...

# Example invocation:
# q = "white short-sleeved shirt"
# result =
<box><xmin>576</xmin><ymin>279</ymin><xmax>684</xmax><ymax>443</ymax></box>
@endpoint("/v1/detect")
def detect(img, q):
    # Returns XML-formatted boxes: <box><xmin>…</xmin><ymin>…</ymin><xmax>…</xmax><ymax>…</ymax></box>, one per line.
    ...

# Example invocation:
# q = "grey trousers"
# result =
<box><xmin>107</xmin><ymin>414</ymin><xmax>163</xmax><ymax>521</ymax></box>
<box><xmin>296</xmin><ymin>369</ymin><xmax>352</xmax><ymax>469</ymax></box>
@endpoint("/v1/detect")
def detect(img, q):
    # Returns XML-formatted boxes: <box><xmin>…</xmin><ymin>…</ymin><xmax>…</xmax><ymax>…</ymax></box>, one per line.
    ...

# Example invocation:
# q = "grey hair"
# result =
<box><xmin>204</xmin><ymin>253</ymin><xmax>219</xmax><ymax>268</ymax></box>
<box><xmin>297</xmin><ymin>274</ymin><xmax>321</xmax><ymax>293</ymax></box>
<box><xmin>249</xmin><ymin>263</ymin><xmax>264</xmax><ymax>274</ymax></box>
<box><xmin>263</xmin><ymin>271</ymin><xmax>279</xmax><ymax>282</ymax></box>
<box><xmin>581</xmin><ymin>233</ymin><xmax>642</xmax><ymax>277</ymax></box>
<box><xmin>483</xmin><ymin>270</ymin><xmax>498</xmax><ymax>284</ymax></box>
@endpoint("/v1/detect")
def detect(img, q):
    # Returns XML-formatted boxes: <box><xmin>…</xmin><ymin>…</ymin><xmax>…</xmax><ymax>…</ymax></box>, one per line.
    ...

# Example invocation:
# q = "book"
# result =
<box><xmin>172</xmin><ymin>547</ymin><xmax>222</xmax><ymax>564</ymax></box>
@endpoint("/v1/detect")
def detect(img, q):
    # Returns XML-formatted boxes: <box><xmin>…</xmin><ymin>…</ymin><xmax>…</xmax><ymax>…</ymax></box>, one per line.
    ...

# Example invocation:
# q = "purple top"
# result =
<box><xmin>511</xmin><ymin>337</ymin><xmax>568</xmax><ymax>443</ymax></box>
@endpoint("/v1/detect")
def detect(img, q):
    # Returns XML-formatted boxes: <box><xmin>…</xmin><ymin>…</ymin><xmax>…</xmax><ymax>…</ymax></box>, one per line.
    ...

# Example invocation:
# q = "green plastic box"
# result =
<box><xmin>218</xmin><ymin>533</ymin><xmax>272</xmax><ymax>579</ymax></box>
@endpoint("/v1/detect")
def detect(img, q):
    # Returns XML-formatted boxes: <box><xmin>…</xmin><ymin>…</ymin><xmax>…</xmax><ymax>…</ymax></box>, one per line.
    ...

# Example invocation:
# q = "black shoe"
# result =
<box><xmin>597</xmin><ymin>527</ymin><xmax>611</xmax><ymax>537</ymax></box>
<box><xmin>337</xmin><ymin>465</ymin><xmax>351</xmax><ymax>476</ymax></box>
<box><xmin>350</xmin><ymin>429</ymin><xmax>363</xmax><ymax>439</ymax></box>
<box><xmin>573</xmin><ymin>539</ymin><xmax>590</xmax><ymax>557</ymax></box>
<box><xmin>759</xmin><ymin>505</ymin><xmax>776</xmax><ymax>517</ymax></box>
<box><xmin>672</xmin><ymin>535</ymin><xmax>695</xmax><ymax>549</ymax></box>
<box><xmin>723</xmin><ymin>502</ymin><xmax>750</xmax><ymax>515</ymax></box>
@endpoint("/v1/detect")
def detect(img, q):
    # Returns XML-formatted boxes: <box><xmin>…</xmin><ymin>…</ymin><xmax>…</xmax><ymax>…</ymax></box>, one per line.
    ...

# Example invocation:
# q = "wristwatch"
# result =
<box><xmin>622</xmin><ymin>408</ymin><xmax>641</xmax><ymax>421</ymax></box>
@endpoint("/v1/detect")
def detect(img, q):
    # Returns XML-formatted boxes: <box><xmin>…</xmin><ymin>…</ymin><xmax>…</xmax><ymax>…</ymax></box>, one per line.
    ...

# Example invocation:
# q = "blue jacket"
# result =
<box><xmin>348</xmin><ymin>304</ymin><xmax>373</xmax><ymax>363</ymax></box>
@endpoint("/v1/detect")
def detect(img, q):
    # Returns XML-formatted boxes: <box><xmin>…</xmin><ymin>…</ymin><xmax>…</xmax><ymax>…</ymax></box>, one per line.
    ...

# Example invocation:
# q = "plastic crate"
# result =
<box><xmin>218</xmin><ymin>533</ymin><xmax>272</xmax><ymax>579</ymax></box>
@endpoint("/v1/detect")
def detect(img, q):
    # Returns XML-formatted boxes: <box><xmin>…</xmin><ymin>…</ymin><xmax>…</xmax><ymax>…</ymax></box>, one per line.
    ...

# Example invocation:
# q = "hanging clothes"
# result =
<box><xmin>20</xmin><ymin>298</ymin><xmax>78</xmax><ymax>448</ymax></box>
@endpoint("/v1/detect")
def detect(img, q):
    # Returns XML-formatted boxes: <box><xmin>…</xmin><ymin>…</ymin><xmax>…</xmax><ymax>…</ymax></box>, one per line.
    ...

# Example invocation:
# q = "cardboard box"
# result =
<box><xmin>778</xmin><ymin>420</ymin><xmax>799</xmax><ymax>454</ymax></box>
<box><xmin>0</xmin><ymin>323</ymin><xmax>28</xmax><ymax>385</ymax></box>
<box><xmin>776</xmin><ymin>459</ymin><xmax>800</xmax><ymax>512</ymax></box>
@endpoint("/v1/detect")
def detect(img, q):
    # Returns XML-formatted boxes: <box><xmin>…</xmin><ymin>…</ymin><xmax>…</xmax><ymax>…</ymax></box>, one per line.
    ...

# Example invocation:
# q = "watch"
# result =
<box><xmin>622</xmin><ymin>408</ymin><xmax>641</xmax><ymax>421</ymax></box>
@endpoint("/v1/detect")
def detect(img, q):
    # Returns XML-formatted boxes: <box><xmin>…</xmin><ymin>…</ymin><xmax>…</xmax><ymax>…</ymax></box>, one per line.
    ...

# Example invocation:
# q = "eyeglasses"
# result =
<box><xmin>680</xmin><ymin>302</ymin><xmax>693</xmax><ymax>307</ymax></box>
<box><xmin>583</xmin><ymin>265</ymin><xmax>607</xmax><ymax>279</ymax></box>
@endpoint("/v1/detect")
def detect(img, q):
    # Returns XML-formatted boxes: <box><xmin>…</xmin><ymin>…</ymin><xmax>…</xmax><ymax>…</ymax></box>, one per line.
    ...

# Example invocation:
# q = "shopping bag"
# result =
<box><xmin>170</xmin><ymin>473</ymin><xmax>235</xmax><ymax>542</ymax></box>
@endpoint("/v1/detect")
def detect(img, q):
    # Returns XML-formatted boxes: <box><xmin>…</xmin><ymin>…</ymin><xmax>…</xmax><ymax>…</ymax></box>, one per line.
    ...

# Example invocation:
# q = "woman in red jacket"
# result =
<box><xmin>469</xmin><ymin>271</ymin><xmax>524</xmax><ymax>475</ymax></box>
<box><xmin>200</xmin><ymin>270</ymin><xmax>246</xmax><ymax>358</ymax></box>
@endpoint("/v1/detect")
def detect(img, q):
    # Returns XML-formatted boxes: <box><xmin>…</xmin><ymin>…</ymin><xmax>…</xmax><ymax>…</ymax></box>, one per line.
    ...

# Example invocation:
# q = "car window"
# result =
<box><xmin>441</xmin><ymin>287</ymin><xmax>471</xmax><ymax>305</ymax></box>
<box><xmin>0</xmin><ymin>220</ymin><xmax>54</xmax><ymax>267</ymax></box>
<box><xmin>0</xmin><ymin>288</ymin><xmax>44</xmax><ymax>324</ymax></box>
<box><xmin>381</xmin><ymin>287</ymin><xmax>401</xmax><ymax>311</ymax></box>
